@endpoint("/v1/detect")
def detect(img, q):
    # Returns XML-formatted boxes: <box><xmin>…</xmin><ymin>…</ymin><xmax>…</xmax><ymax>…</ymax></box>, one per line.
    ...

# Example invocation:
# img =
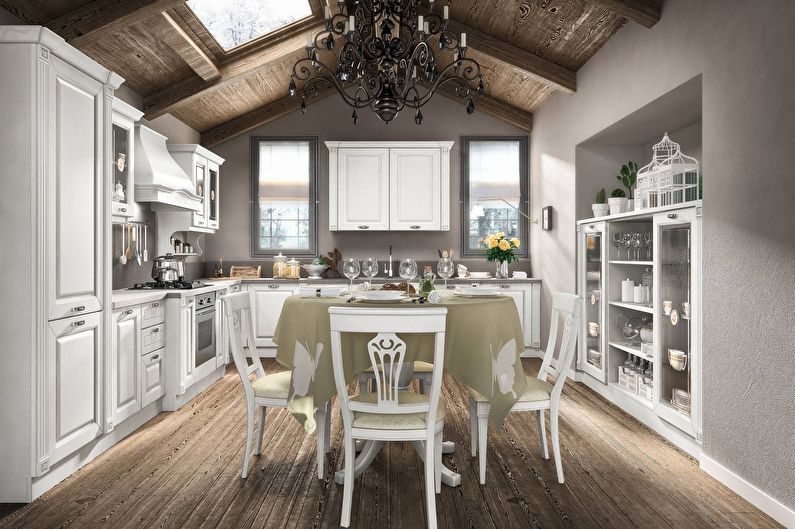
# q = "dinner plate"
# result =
<box><xmin>469</xmin><ymin>272</ymin><xmax>492</xmax><ymax>279</ymax></box>
<box><xmin>455</xmin><ymin>287</ymin><xmax>502</xmax><ymax>298</ymax></box>
<box><xmin>356</xmin><ymin>291</ymin><xmax>407</xmax><ymax>301</ymax></box>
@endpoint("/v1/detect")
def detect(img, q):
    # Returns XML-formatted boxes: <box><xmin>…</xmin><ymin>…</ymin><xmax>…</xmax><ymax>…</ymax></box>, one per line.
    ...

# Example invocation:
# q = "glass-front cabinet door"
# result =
<box><xmin>578</xmin><ymin>221</ymin><xmax>607</xmax><ymax>382</ymax></box>
<box><xmin>193</xmin><ymin>161</ymin><xmax>206</xmax><ymax>227</ymax></box>
<box><xmin>207</xmin><ymin>163</ymin><xmax>219</xmax><ymax>229</ymax></box>
<box><xmin>654</xmin><ymin>207</ymin><xmax>701</xmax><ymax>439</ymax></box>
<box><xmin>110</xmin><ymin>99</ymin><xmax>142</xmax><ymax>219</ymax></box>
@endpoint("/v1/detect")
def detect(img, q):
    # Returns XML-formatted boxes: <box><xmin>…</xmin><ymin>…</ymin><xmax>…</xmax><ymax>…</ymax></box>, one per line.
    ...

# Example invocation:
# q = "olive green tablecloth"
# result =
<box><xmin>273</xmin><ymin>294</ymin><xmax>526</xmax><ymax>433</ymax></box>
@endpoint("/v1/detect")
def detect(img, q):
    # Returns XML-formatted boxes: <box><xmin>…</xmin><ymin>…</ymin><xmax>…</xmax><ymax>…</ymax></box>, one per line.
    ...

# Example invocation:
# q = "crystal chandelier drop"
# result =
<box><xmin>287</xmin><ymin>0</ymin><xmax>484</xmax><ymax>124</ymax></box>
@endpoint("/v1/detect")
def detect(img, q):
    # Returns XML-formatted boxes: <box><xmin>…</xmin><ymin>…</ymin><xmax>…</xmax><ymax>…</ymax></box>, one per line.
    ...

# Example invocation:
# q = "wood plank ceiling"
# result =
<box><xmin>1</xmin><ymin>0</ymin><xmax>661</xmax><ymax>147</ymax></box>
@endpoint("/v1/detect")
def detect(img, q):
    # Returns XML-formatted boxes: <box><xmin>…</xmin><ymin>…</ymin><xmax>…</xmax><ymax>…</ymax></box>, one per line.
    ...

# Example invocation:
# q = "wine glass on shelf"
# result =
<box><xmin>342</xmin><ymin>258</ymin><xmax>360</xmax><ymax>294</ymax></box>
<box><xmin>631</xmin><ymin>233</ymin><xmax>642</xmax><ymax>260</ymax></box>
<box><xmin>437</xmin><ymin>257</ymin><xmax>455</xmax><ymax>290</ymax></box>
<box><xmin>612</xmin><ymin>232</ymin><xmax>623</xmax><ymax>260</ymax></box>
<box><xmin>622</xmin><ymin>233</ymin><xmax>632</xmax><ymax>260</ymax></box>
<box><xmin>644</xmin><ymin>232</ymin><xmax>652</xmax><ymax>260</ymax></box>
<box><xmin>362</xmin><ymin>257</ymin><xmax>379</xmax><ymax>288</ymax></box>
<box><xmin>399</xmin><ymin>258</ymin><xmax>418</xmax><ymax>296</ymax></box>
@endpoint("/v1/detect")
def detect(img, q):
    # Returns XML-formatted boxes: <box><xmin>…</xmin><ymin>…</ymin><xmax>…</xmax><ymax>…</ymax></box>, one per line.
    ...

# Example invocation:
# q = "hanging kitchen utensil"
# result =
<box><xmin>124</xmin><ymin>224</ymin><xmax>132</xmax><ymax>262</ymax></box>
<box><xmin>135</xmin><ymin>225</ymin><xmax>142</xmax><ymax>266</ymax></box>
<box><xmin>142</xmin><ymin>224</ymin><xmax>148</xmax><ymax>263</ymax></box>
<box><xmin>119</xmin><ymin>223</ymin><xmax>127</xmax><ymax>265</ymax></box>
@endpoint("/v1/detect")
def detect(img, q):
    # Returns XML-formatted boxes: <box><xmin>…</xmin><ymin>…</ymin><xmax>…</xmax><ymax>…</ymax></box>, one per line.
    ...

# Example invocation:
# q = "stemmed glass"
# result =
<box><xmin>342</xmin><ymin>258</ymin><xmax>360</xmax><ymax>294</ymax></box>
<box><xmin>644</xmin><ymin>232</ymin><xmax>652</xmax><ymax>260</ymax></box>
<box><xmin>437</xmin><ymin>257</ymin><xmax>455</xmax><ymax>290</ymax></box>
<box><xmin>631</xmin><ymin>233</ymin><xmax>642</xmax><ymax>260</ymax></box>
<box><xmin>399</xmin><ymin>258</ymin><xmax>418</xmax><ymax>296</ymax></box>
<box><xmin>362</xmin><ymin>257</ymin><xmax>379</xmax><ymax>288</ymax></box>
<box><xmin>622</xmin><ymin>233</ymin><xmax>632</xmax><ymax>260</ymax></box>
<box><xmin>612</xmin><ymin>232</ymin><xmax>623</xmax><ymax>260</ymax></box>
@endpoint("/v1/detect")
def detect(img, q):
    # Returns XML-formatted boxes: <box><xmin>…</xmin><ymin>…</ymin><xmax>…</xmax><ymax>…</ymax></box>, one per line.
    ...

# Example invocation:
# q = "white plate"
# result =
<box><xmin>469</xmin><ymin>272</ymin><xmax>492</xmax><ymax>279</ymax></box>
<box><xmin>357</xmin><ymin>291</ymin><xmax>407</xmax><ymax>301</ymax></box>
<box><xmin>455</xmin><ymin>288</ymin><xmax>501</xmax><ymax>298</ymax></box>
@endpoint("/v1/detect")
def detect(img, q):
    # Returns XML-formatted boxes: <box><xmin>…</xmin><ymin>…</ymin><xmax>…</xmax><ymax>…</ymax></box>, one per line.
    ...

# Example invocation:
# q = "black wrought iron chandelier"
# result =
<box><xmin>287</xmin><ymin>0</ymin><xmax>484</xmax><ymax>124</ymax></box>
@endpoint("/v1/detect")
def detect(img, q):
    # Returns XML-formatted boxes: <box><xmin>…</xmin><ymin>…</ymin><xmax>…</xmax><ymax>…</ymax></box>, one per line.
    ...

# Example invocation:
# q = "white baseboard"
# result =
<box><xmin>700</xmin><ymin>454</ymin><xmax>795</xmax><ymax>528</ymax></box>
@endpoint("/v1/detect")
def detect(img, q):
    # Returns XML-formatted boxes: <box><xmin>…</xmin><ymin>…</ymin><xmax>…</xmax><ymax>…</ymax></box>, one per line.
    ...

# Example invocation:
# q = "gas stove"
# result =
<box><xmin>129</xmin><ymin>280</ymin><xmax>206</xmax><ymax>290</ymax></box>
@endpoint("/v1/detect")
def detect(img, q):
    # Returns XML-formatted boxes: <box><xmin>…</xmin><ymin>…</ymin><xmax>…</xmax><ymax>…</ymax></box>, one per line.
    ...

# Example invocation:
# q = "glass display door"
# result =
<box><xmin>654</xmin><ymin>208</ymin><xmax>701</xmax><ymax>437</ymax></box>
<box><xmin>578</xmin><ymin>222</ymin><xmax>607</xmax><ymax>382</ymax></box>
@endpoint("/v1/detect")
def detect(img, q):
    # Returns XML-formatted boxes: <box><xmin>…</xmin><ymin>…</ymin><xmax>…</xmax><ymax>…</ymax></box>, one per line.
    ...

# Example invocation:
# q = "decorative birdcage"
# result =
<box><xmin>636</xmin><ymin>133</ymin><xmax>699</xmax><ymax>209</ymax></box>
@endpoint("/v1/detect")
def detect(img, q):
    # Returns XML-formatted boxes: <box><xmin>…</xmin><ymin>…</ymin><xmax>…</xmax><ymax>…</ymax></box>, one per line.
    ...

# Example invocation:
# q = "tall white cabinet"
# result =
<box><xmin>0</xmin><ymin>27</ymin><xmax>123</xmax><ymax>502</ymax></box>
<box><xmin>327</xmin><ymin>141</ymin><xmax>452</xmax><ymax>231</ymax></box>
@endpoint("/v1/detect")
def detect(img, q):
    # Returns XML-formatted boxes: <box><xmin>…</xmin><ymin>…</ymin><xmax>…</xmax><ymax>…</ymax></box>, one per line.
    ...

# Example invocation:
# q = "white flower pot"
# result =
<box><xmin>608</xmin><ymin>197</ymin><xmax>628</xmax><ymax>215</ymax></box>
<box><xmin>627</xmin><ymin>198</ymin><xmax>634</xmax><ymax>211</ymax></box>
<box><xmin>592</xmin><ymin>203</ymin><xmax>610</xmax><ymax>217</ymax></box>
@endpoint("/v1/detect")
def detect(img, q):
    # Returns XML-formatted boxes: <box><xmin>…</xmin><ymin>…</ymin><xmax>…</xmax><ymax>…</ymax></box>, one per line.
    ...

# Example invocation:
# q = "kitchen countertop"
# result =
<box><xmin>207</xmin><ymin>277</ymin><xmax>541</xmax><ymax>284</ymax></box>
<box><xmin>111</xmin><ymin>279</ymin><xmax>241</xmax><ymax>310</ymax></box>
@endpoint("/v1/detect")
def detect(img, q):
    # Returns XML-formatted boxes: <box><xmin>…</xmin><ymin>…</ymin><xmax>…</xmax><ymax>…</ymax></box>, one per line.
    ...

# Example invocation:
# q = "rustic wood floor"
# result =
<box><xmin>0</xmin><ymin>359</ymin><xmax>780</xmax><ymax>529</ymax></box>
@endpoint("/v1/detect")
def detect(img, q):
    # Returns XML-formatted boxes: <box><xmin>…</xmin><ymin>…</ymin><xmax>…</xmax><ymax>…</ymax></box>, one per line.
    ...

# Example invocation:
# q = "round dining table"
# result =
<box><xmin>272</xmin><ymin>291</ymin><xmax>527</xmax><ymax>487</ymax></box>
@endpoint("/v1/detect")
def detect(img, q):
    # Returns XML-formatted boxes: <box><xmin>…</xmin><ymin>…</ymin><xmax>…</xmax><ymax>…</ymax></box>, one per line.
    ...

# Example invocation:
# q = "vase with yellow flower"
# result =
<box><xmin>481</xmin><ymin>232</ymin><xmax>520</xmax><ymax>278</ymax></box>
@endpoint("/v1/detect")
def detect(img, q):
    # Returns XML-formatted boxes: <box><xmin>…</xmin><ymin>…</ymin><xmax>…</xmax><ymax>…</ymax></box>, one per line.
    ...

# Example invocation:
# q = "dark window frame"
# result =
<box><xmin>460</xmin><ymin>136</ymin><xmax>529</xmax><ymax>258</ymax></box>
<box><xmin>250</xmin><ymin>136</ymin><xmax>318</xmax><ymax>258</ymax></box>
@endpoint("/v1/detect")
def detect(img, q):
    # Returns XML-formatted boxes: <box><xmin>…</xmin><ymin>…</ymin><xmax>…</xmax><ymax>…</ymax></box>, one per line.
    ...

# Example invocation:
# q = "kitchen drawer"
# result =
<box><xmin>141</xmin><ymin>348</ymin><xmax>165</xmax><ymax>407</ymax></box>
<box><xmin>141</xmin><ymin>300</ymin><xmax>165</xmax><ymax>328</ymax></box>
<box><xmin>142</xmin><ymin>322</ymin><xmax>165</xmax><ymax>354</ymax></box>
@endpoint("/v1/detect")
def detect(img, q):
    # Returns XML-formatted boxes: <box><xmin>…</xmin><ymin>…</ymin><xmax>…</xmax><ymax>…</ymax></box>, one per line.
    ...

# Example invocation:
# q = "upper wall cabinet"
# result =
<box><xmin>110</xmin><ymin>99</ymin><xmax>144</xmax><ymax>220</ymax></box>
<box><xmin>167</xmin><ymin>144</ymin><xmax>226</xmax><ymax>232</ymax></box>
<box><xmin>326</xmin><ymin>141</ymin><xmax>452</xmax><ymax>231</ymax></box>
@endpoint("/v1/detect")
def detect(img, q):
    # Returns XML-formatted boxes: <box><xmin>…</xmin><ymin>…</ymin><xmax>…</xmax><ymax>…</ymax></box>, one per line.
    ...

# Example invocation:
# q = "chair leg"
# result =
<box><xmin>468</xmin><ymin>397</ymin><xmax>477</xmax><ymax>457</ymax></box>
<box><xmin>434</xmin><ymin>429</ymin><xmax>442</xmax><ymax>493</ymax></box>
<box><xmin>324</xmin><ymin>401</ymin><xmax>332</xmax><ymax>453</ymax></box>
<box><xmin>477</xmin><ymin>415</ymin><xmax>489</xmax><ymax>485</ymax></box>
<box><xmin>537</xmin><ymin>409</ymin><xmax>549</xmax><ymax>460</ymax></box>
<box><xmin>315</xmin><ymin>406</ymin><xmax>326</xmax><ymax>480</ymax></box>
<box><xmin>254</xmin><ymin>405</ymin><xmax>266</xmax><ymax>456</ymax></box>
<box><xmin>418</xmin><ymin>378</ymin><xmax>426</xmax><ymax>395</ymax></box>
<box><xmin>242</xmin><ymin>401</ymin><xmax>255</xmax><ymax>479</ymax></box>
<box><xmin>424</xmin><ymin>435</ymin><xmax>438</xmax><ymax>529</ymax></box>
<box><xmin>340</xmin><ymin>433</ymin><xmax>355</xmax><ymax>527</ymax></box>
<box><xmin>550</xmin><ymin>403</ymin><xmax>564</xmax><ymax>483</ymax></box>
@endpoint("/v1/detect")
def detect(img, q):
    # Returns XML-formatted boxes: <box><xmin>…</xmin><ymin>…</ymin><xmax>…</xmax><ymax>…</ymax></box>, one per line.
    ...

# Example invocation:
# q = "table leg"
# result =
<box><xmin>442</xmin><ymin>440</ymin><xmax>455</xmax><ymax>454</ymax></box>
<box><xmin>334</xmin><ymin>440</ymin><xmax>384</xmax><ymax>485</ymax></box>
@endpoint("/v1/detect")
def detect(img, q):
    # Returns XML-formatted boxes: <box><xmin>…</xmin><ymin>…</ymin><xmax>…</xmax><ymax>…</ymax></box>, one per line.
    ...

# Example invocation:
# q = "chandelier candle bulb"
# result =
<box><xmin>418</xmin><ymin>15</ymin><xmax>424</xmax><ymax>31</ymax></box>
<box><xmin>324</xmin><ymin>6</ymin><xmax>330</xmax><ymax>19</ymax></box>
<box><xmin>461</xmin><ymin>32</ymin><xmax>467</xmax><ymax>47</ymax></box>
<box><xmin>348</xmin><ymin>15</ymin><xmax>355</xmax><ymax>32</ymax></box>
<box><xmin>444</xmin><ymin>5</ymin><xmax>449</xmax><ymax>19</ymax></box>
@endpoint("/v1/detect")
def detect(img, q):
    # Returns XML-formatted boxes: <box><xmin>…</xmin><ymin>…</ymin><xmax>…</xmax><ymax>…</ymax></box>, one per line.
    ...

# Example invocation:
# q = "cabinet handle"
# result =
<box><xmin>124</xmin><ymin>309</ymin><xmax>133</xmax><ymax>315</ymax></box>
<box><xmin>72</xmin><ymin>305</ymin><xmax>86</xmax><ymax>312</ymax></box>
<box><xmin>153</xmin><ymin>327</ymin><xmax>160</xmax><ymax>333</ymax></box>
<box><xmin>667</xmin><ymin>213</ymin><xmax>678</xmax><ymax>219</ymax></box>
<box><xmin>358</xmin><ymin>225</ymin><xmax>369</xmax><ymax>230</ymax></box>
<box><xmin>410</xmin><ymin>225</ymin><xmax>421</xmax><ymax>230</ymax></box>
<box><xmin>151</xmin><ymin>302</ymin><xmax>159</xmax><ymax>308</ymax></box>
<box><xmin>72</xmin><ymin>320</ymin><xmax>85</xmax><ymax>327</ymax></box>
<box><xmin>267</xmin><ymin>284</ymin><xmax>279</xmax><ymax>289</ymax></box>
<box><xmin>119</xmin><ymin>207</ymin><xmax>127</xmax><ymax>213</ymax></box>
<box><xmin>500</xmin><ymin>284</ymin><xmax>510</xmax><ymax>288</ymax></box>
<box><xmin>151</xmin><ymin>354</ymin><xmax>159</xmax><ymax>360</ymax></box>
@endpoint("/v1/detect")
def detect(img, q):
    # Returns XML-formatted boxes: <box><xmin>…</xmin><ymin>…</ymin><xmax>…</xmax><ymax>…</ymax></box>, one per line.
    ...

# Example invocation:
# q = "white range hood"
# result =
<box><xmin>134</xmin><ymin>124</ymin><xmax>203</xmax><ymax>211</ymax></box>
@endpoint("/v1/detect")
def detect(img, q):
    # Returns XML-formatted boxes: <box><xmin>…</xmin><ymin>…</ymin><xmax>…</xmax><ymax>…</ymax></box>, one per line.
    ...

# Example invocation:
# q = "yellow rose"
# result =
<box><xmin>511</xmin><ymin>237</ymin><xmax>521</xmax><ymax>247</ymax></box>
<box><xmin>498</xmin><ymin>239</ymin><xmax>510</xmax><ymax>251</ymax></box>
<box><xmin>488</xmin><ymin>237</ymin><xmax>498</xmax><ymax>249</ymax></box>
<box><xmin>495</xmin><ymin>231</ymin><xmax>505</xmax><ymax>239</ymax></box>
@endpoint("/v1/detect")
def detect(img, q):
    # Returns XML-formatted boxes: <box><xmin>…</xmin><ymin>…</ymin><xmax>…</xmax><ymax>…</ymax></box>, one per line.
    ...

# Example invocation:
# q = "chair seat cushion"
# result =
<box><xmin>364</xmin><ymin>360</ymin><xmax>435</xmax><ymax>373</ymax></box>
<box><xmin>468</xmin><ymin>375</ymin><xmax>552</xmax><ymax>403</ymax></box>
<box><xmin>351</xmin><ymin>390</ymin><xmax>445</xmax><ymax>430</ymax></box>
<box><xmin>252</xmin><ymin>370</ymin><xmax>291</xmax><ymax>399</ymax></box>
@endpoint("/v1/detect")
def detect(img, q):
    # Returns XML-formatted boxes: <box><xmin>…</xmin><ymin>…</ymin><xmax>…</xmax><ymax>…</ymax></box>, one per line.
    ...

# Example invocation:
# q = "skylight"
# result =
<box><xmin>186</xmin><ymin>0</ymin><xmax>313</xmax><ymax>50</ymax></box>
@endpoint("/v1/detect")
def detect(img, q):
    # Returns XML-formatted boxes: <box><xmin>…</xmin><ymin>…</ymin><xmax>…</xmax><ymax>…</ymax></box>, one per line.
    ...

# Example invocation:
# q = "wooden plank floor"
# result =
<box><xmin>0</xmin><ymin>359</ymin><xmax>781</xmax><ymax>529</ymax></box>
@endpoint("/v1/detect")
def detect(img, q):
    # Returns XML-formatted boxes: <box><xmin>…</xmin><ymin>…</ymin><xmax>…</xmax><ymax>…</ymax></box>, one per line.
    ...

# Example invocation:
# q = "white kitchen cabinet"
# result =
<box><xmin>576</xmin><ymin>221</ymin><xmax>608</xmax><ymax>383</ymax></box>
<box><xmin>326</xmin><ymin>141</ymin><xmax>452</xmax><ymax>231</ymax></box>
<box><xmin>141</xmin><ymin>348</ymin><xmax>165</xmax><ymax>408</ymax></box>
<box><xmin>247</xmin><ymin>284</ymin><xmax>295</xmax><ymax>352</ymax></box>
<box><xmin>167</xmin><ymin>144</ymin><xmax>225</xmax><ymax>233</ymax></box>
<box><xmin>46</xmin><ymin>312</ymin><xmax>104</xmax><ymax>467</ymax></box>
<box><xmin>207</xmin><ymin>161</ymin><xmax>220</xmax><ymax>230</ymax></box>
<box><xmin>175</xmin><ymin>297</ymin><xmax>196</xmax><ymax>395</ymax></box>
<box><xmin>389</xmin><ymin>148</ymin><xmax>443</xmax><ymax>230</ymax></box>
<box><xmin>109</xmin><ymin>307</ymin><xmax>142</xmax><ymax>429</ymax></box>
<box><xmin>110</xmin><ymin>98</ymin><xmax>144</xmax><ymax>220</ymax></box>
<box><xmin>215</xmin><ymin>283</ymin><xmax>241</xmax><ymax>366</ymax></box>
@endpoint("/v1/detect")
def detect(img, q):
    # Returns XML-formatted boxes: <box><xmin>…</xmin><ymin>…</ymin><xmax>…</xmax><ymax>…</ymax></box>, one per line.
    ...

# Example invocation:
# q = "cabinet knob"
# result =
<box><xmin>410</xmin><ymin>225</ymin><xmax>421</xmax><ymax>230</ymax></box>
<box><xmin>667</xmin><ymin>213</ymin><xmax>678</xmax><ymax>219</ymax></box>
<box><xmin>151</xmin><ymin>302</ymin><xmax>159</xmax><ymax>308</ymax></box>
<box><xmin>72</xmin><ymin>320</ymin><xmax>85</xmax><ymax>327</ymax></box>
<box><xmin>358</xmin><ymin>225</ymin><xmax>369</xmax><ymax>230</ymax></box>
<box><xmin>500</xmin><ymin>284</ymin><xmax>510</xmax><ymax>288</ymax></box>
<box><xmin>72</xmin><ymin>305</ymin><xmax>86</xmax><ymax>312</ymax></box>
<box><xmin>268</xmin><ymin>284</ymin><xmax>279</xmax><ymax>289</ymax></box>
<box><xmin>119</xmin><ymin>207</ymin><xmax>127</xmax><ymax>213</ymax></box>
<box><xmin>124</xmin><ymin>309</ymin><xmax>133</xmax><ymax>315</ymax></box>
<box><xmin>153</xmin><ymin>327</ymin><xmax>160</xmax><ymax>333</ymax></box>
<box><xmin>151</xmin><ymin>354</ymin><xmax>159</xmax><ymax>360</ymax></box>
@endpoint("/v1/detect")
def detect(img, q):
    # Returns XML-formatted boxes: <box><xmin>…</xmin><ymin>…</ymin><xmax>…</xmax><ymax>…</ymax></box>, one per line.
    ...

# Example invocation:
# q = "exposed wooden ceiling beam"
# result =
<box><xmin>144</xmin><ymin>20</ymin><xmax>327</xmax><ymax>119</ymax></box>
<box><xmin>201</xmin><ymin>88</ymin><xmax>336</xmax><ymax>148</ymax></box>
<box><xmin>435</xmin><ymin>84</ymin><xmax>533</xmax><ymax>132</ymax></box>
<box><xmin>0</xmin><ymin>1</ymin><xmax>45</xmax><ymax>23</ymax></box>
<box><xmin>46</xmin><ymin>0</ymin><xmax>185</xmax><ymax>47</ymax></box>
<box><xmin>160</xmin><ymin>11</ymin><xmax>219</xmax><ymax>82</ymax></box>
<box><xmin>586</xmin><ymin>0</ymin><xmax>661</xmax><ymax>28</ymax></box>
<box><xmin>446</xmin><ymin>20</ymin><xmax>576</xmax><ymax>94</ymax></box>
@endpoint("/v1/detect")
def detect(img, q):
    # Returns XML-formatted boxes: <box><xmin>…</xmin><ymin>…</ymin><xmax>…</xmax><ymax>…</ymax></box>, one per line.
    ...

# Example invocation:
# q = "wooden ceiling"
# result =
<box><xmin>1</xmin><ymin>0</ymin><xmax>661</xmax><ymax>147</ymax></box>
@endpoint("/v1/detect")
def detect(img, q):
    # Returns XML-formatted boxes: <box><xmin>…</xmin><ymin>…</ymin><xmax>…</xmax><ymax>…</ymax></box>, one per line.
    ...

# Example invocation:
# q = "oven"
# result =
<box><xmin>194</xmin><ymin>292</ymin><xmax>218</xmax><ymax>380</ymax></box>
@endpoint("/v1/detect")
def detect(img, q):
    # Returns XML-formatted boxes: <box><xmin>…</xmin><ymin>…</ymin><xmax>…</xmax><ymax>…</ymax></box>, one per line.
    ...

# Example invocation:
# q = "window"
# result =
<box><xmin>461</xmin><ymin>137</ymin><xmax>529</xmax><ymax>256</ymax></box>
<box><xmin>250</xmin><ymin>138</ymin><xmax>317</xmax><ymax>256</ymax></box>
<box><xmin>187</xmin><ymin>0</ymin><xmax>312</xmax><ymax>51</ymax></box>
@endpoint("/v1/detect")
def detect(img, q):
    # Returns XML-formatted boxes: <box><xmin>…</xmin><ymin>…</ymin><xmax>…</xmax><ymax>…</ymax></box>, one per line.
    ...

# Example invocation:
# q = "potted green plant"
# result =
<box><xmin>616</xmin><ymin>161</ymin><xmax>638</xmax><ymax>210</ymax></box>
<box><xmin>302</xmin><ymin>256</ymin><xmax>329</xmax><ymax>279</ymax></box>
<box><xmin>608</xmin><ymin>188</ymin><xmax>628</xmax><ymax>215</ymax></box>
<box><xmin>592</xmin><ymin>188</ymin><xmax>609</xmax><ymax>217</ymax></box>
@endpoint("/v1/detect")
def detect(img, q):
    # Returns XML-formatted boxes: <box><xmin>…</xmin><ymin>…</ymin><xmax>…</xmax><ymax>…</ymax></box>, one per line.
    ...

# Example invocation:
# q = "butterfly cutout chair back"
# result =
<box><xmin>329</xmin><ymin>306</ymin><xmax>447</xmax><ymax>529</ymax></box>
<box><xmin>469</xmin><ymin>291</ymin><xmax>581</xmax><ymax>484</ymax></box>
<box><xmin>223</xmin><ymin>291</ymin><xmax>330</xmax><ymax>479</ymax></box>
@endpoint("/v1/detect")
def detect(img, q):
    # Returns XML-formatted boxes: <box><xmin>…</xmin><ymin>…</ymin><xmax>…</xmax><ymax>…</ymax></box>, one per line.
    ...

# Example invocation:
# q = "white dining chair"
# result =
<box><xmin>223</xmin><ymin>291</ymin><xmax>331</xmax><ymax>480</ymax></box>
<box><xmin>358</xmin><ymin>360</ymin><xmax>435</xmax><ymax>394</ymax></box>
<box><xmin>330</xmin><ymin>307</ymin><xmax>447</xmax><ymax>529</ymax></box>
<box><xmin>468</xmin><ymin>292</ymin><xmax>581</xmax><ymax>484</ymax></box>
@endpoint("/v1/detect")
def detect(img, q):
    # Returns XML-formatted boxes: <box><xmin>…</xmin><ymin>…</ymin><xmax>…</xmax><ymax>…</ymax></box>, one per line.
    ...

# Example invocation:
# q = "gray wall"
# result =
<box><xmin>203</xmin><ymin>94</ymin><xmax>532</xmax><ymax>275</ymax></box>
<box><xmin>530</xmin><ymin>0</ymin><xmax>795</xmax><ymax>510</ymax></box>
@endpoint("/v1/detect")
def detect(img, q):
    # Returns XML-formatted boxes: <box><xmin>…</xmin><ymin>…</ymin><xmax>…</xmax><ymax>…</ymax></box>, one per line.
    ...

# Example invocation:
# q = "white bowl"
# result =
<box><xmin>302</xmin><ymin>263</ymin><xmax>327</xmax><ymax>278</ymax></box>
<box><xmin>588</xmin><ymin>322</ymin><xmax>599</xmax><ymax>337</ymax></box>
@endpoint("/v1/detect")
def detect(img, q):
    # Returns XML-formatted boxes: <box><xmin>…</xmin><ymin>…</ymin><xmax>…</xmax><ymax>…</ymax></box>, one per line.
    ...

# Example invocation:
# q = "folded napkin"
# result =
<box><xmin>512</xmin><ymin>271</ymin><xmax>528</xmax><ymax>279</ymax></box>
<box><xmin>297</xmin><ymin>286</ymin><xmax>342</xmax><ymax>298</ymax></box>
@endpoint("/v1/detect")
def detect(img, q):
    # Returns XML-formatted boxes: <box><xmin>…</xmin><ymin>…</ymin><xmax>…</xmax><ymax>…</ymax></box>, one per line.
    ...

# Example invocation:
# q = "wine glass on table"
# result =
<box><xmin>612</xmin><ymin>232</ymin><xmax>623</xmax><ymax>260</ymax></box>
<box><xmin>342</xmin><ymin>258</ymin><xmax>360</xmax><ymax>295</ymax></box>
<box><xmin>399</xmin><ymin>258</ymin><xmax>418</xmax><ymax>296</ymax></box>
<box><xmin>362</xmin><ymin>257</ymin><xmax>379</xmax><ymax>288</ymax></box>
<box><xmin>437</xmin><ymin>257</ymin><xmax>455</xmax><ymax>290</ymax></box>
